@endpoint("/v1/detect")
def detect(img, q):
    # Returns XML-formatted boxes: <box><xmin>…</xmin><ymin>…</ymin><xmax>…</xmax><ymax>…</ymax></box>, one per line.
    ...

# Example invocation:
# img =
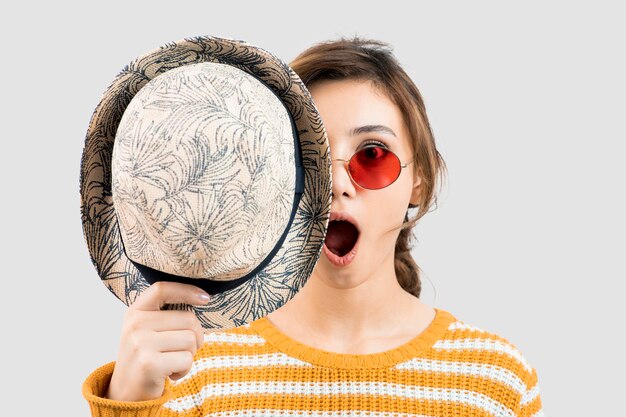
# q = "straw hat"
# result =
<box><xmin>79</xmin><ymin>35</ymin><xmax>331</xmax><ymax>331</ymax></box>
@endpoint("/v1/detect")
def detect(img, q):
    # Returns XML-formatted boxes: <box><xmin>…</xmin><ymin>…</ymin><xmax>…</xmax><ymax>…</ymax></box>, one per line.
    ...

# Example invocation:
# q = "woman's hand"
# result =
<box><xmin>105</xmin><ymin>281</ymin><xmax>210</xmax><ymax>402</ymax></box>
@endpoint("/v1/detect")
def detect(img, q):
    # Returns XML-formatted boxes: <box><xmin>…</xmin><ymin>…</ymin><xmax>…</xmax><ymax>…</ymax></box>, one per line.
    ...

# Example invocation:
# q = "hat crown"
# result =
<box><xmin>111</xmin><ymin>62</ymin><xmax>296</xmax><ymax>281</ymax></box>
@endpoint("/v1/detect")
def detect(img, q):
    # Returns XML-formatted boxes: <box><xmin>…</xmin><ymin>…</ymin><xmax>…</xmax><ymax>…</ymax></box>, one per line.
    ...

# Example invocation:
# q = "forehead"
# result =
<box><xmin>308</xmin><ymin>79</ymin><xmax>406</xmax><ymax>143</ymax></box>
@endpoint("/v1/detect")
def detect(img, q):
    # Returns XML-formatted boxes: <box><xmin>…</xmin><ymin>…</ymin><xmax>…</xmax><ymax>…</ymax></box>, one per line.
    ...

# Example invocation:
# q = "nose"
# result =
<box><xmin>330</xmin><ymin>157</ymin><xmax>357</xmax><ymax>198</ymax></box>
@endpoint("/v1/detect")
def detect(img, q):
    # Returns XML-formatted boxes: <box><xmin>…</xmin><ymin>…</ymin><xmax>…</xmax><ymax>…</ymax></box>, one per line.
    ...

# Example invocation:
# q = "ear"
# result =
<box><xmin>409</xmin><ymin>173</ymin><xmax>422</xmax><ymax>206</ymax></box>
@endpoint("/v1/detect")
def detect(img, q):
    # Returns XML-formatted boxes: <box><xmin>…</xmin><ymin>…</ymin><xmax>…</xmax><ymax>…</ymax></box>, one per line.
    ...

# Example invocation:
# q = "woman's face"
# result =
<box><xmin>308</xmin><ymin>78</ymin><xmax>422</xmax><ymax>286</ymax></box>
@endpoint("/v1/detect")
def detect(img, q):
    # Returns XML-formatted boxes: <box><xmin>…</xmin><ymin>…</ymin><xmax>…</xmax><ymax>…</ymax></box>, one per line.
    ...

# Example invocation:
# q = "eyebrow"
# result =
<box><xmin>349</xmin><ymin>124</ymin><xmax>397</xmax><ymax>138</ymax></box>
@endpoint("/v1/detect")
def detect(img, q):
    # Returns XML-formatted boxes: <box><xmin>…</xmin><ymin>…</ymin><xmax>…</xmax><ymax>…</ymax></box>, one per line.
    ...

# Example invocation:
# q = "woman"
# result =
<box><xmin>83</xmin><ymin>37</ymin><xmax>545</xmax><ymax>417</ymax></box>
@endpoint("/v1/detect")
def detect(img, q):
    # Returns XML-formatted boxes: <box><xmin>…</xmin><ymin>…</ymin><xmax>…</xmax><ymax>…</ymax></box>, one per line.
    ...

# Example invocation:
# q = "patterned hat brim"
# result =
<box><xmin>79</xmin><ymin>35</ymin><xmax>331</xmax><ymax>331</ymax></box>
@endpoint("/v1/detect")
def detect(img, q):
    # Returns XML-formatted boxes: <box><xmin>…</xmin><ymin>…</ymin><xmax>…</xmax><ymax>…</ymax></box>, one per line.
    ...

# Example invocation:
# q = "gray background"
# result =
<box><xmin>1</xmin><ymin>1</ymin><xmax>623</xmax><ymax>415</ymax></box>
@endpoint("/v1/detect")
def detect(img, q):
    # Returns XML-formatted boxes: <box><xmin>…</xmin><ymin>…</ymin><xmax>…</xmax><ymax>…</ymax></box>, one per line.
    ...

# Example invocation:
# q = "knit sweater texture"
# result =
<box><xmin>82</xmin><ymin>307</ymin><xmax>545</xmax><ymax>416</ymax></box>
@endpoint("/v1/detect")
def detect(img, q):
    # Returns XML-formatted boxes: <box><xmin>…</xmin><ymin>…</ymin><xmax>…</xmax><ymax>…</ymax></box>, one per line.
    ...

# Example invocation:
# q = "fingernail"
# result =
<box><xmin>197</xmin><ymin>292</ymin><xmax>210</xmax><ymax>303</ymax></box>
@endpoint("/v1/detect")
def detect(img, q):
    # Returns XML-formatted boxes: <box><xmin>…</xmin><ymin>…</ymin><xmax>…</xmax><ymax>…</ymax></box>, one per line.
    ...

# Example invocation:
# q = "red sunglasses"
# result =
<box><xmin>333</xmin><ymin>145</ymin><xmax>414</xmax><ymax>190</ymax></box>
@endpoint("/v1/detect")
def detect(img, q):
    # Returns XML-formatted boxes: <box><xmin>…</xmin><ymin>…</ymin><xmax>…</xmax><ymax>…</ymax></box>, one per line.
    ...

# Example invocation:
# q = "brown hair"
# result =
<box><xmin>289</xmin><ymin>36</ymin><xmax>448</xmax><ymax>298</ymax></box>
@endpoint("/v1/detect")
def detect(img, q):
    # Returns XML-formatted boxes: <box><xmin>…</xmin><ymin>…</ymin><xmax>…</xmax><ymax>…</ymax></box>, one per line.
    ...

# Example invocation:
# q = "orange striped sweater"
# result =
<box><xmin>82</xmin><ymin>307</ymin><xmax>545</xmax><ymax>416</ymax></box>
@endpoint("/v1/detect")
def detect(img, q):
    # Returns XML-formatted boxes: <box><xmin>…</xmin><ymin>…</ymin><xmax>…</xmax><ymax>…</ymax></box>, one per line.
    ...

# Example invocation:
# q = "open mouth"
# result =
<box><xmin>324</xmin><ymin>219</ymin><xmax>360</xmax><ymax>257</ymax></box>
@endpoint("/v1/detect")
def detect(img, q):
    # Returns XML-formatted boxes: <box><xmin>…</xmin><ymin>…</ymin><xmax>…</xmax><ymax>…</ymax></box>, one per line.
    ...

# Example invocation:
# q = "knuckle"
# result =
<box><xmin>127</xmin><ymin>332</ymin><xmax>143</xmax><ymax>355</ymax></box>
<box><xmin>125</xmin><ymin>315</ymin><xmax>141</xmax><ymax>333</ymax></box>
<box><xmin>137</xmin><ymin>352</ymin><xmax>155</xmax><ymax>373</ymax></box>
<box><xmin>183</xmin><ymin>351</ymin><xmax>194</xmax><ymax>370</ymax></box>
<box><xmin>135</xmin><ymin>286</ymin><xmax>153</xmax><ymax>305</ymax></box>
<box><xmin>152</xmin><ymin>281</ymin><xmax>166</xmax><ymax>298</ymax></box>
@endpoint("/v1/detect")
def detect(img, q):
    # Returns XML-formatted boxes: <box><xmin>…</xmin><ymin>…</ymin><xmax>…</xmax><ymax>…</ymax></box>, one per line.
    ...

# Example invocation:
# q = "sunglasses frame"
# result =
<box><xmin>333</xmin><ymin>145</ymin><xmax>415</xmax><ymax>190</ymax></box>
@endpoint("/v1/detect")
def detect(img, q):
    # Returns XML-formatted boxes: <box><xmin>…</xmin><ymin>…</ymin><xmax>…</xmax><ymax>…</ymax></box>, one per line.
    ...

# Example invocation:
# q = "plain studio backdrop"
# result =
<box><xmin>1</xmin><ymin>1</ymin><xmax>623</xmax><ymax>415</ymax></box>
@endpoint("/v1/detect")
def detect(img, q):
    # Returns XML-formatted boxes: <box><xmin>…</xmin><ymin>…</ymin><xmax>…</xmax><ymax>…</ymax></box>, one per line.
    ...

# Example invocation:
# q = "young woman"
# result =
<box><xmin>83</xmin><ymin>37</ymin><xmax>545</xmax><ymax>417</ymax></box>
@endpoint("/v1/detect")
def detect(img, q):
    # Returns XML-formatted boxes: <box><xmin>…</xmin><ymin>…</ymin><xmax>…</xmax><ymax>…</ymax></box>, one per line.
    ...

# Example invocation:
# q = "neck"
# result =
<box><xmin>269</xmin><ymin>254</ymin><xmax>422</xmax><ymax>341</ymax></box>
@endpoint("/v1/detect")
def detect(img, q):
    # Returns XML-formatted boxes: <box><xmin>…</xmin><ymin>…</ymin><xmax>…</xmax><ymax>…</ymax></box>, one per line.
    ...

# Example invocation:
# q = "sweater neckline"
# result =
<box><xmin>249</xmin><ymin>307</ymin><xmax>456</xmax><ymax>369</ymax></box>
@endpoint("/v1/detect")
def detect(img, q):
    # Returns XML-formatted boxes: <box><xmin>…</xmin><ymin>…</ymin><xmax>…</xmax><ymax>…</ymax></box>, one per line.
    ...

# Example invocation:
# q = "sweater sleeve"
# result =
<box><xmin>82</xmin><ymin>361</ymin><xmax>176</xmax><ymax>417</ymax></box>
<box><xmin>518</xmin><ymin>366</ymin><xmax>545</xmax><ymax>417</ymax></box>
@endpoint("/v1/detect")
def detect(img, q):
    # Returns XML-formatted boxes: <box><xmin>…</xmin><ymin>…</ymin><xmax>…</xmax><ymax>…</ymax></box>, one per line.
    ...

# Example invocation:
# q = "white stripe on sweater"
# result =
<box><xmin>194</xmin><ymin>410</ymin><xmax>439</xmax><ymax>417</ymax></box>
<box><xmin>170</xmin><ymin>353</ymin><xmax>313</xmax><ymax>385</ymax></box>
<box><xmin>433</xmin><ymin>338</ymin><xmax>533</xmax><ymax>373</ymax></box>
<box><xmin>163</xmin><ymin>381</ymin><xmax>516</xmax><ymax>417</ymax></box>
<box><xmin>395</xmin><ymin>357</ymin><xmax>526</xmax><ymax>394</ymax></box>
<box><xmin>448</xmin><ymin>321</ymin><xmax>489</xmax><ymax>333</ymax></box>
<box><xmin>173</xmin><ymin>351</ymin><xmax>527</xmax><ymax>396</ymax></box>
<box><xmin>203</xmin><ymin>331</ymin><xmax>266</xmax><ymax>345</ymax></box>
<box><xmin>521</xmin><ymin>383</ymin><xmax>541</xmax><ymax>406</ymax></box>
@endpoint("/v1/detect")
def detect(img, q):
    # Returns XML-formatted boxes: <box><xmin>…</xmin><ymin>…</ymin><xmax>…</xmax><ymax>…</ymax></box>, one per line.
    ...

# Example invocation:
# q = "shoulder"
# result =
<box><xmin>437</xmin><ymin>308</ymin><xmax>542</xmax><ymax>394</ymax></box>
<box><xmin>429</xmin><ymin>309</ymin><xmax>545</xmax><ymax>415</ymax></box>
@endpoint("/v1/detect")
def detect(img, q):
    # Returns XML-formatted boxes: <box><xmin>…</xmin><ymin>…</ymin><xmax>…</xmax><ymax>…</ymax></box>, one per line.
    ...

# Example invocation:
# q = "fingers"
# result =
<box><xmin>152</xmin><ymin>329</ymin><xmax>201</xmax><ymax>353</ymax></box>
<box><xmin>139</xmin><ymin>310</ymin><xmax>205</xmax><ymax>349</ymax></box>
<box><xmin>132</xmin><ymin>309</ymin><xmax>202</xmax><ymax>331</ymax></box>
<box><xmin>160</xmin><ymin>351</ymin><xmax>195</xmax><ymax>381</ymax></box>
<box><xmin>109</xmin><ymin>282</ymin><xmax>210</xmax><ymax>401</ymax></box>
<box><xmin>132</xmin><ymin>281</ymin><xmax>210</xmax><ymax>312</ymax></box>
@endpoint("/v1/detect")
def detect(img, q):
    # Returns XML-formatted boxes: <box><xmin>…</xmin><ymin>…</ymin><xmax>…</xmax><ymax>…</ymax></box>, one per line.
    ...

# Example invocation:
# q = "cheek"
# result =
<box><xmin>367</xmin><ymin>191</ymin><xmax>409</xmax><ymax>231</ymax></box>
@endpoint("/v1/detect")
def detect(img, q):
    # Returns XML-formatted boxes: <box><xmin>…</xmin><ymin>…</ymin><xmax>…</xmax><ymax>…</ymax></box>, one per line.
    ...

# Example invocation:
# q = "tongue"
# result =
<box><xmin>324</xmin><ymin>220</ymin><xmax>359</xmax><ymax>257</ymax></box>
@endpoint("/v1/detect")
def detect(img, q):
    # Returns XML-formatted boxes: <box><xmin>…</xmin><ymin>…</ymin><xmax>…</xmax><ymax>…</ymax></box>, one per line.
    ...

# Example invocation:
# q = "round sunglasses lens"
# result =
<box><xmin>349</xmin><ymin>146</ymin><xmax>401</xmax><ymax>189</ymax></box>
